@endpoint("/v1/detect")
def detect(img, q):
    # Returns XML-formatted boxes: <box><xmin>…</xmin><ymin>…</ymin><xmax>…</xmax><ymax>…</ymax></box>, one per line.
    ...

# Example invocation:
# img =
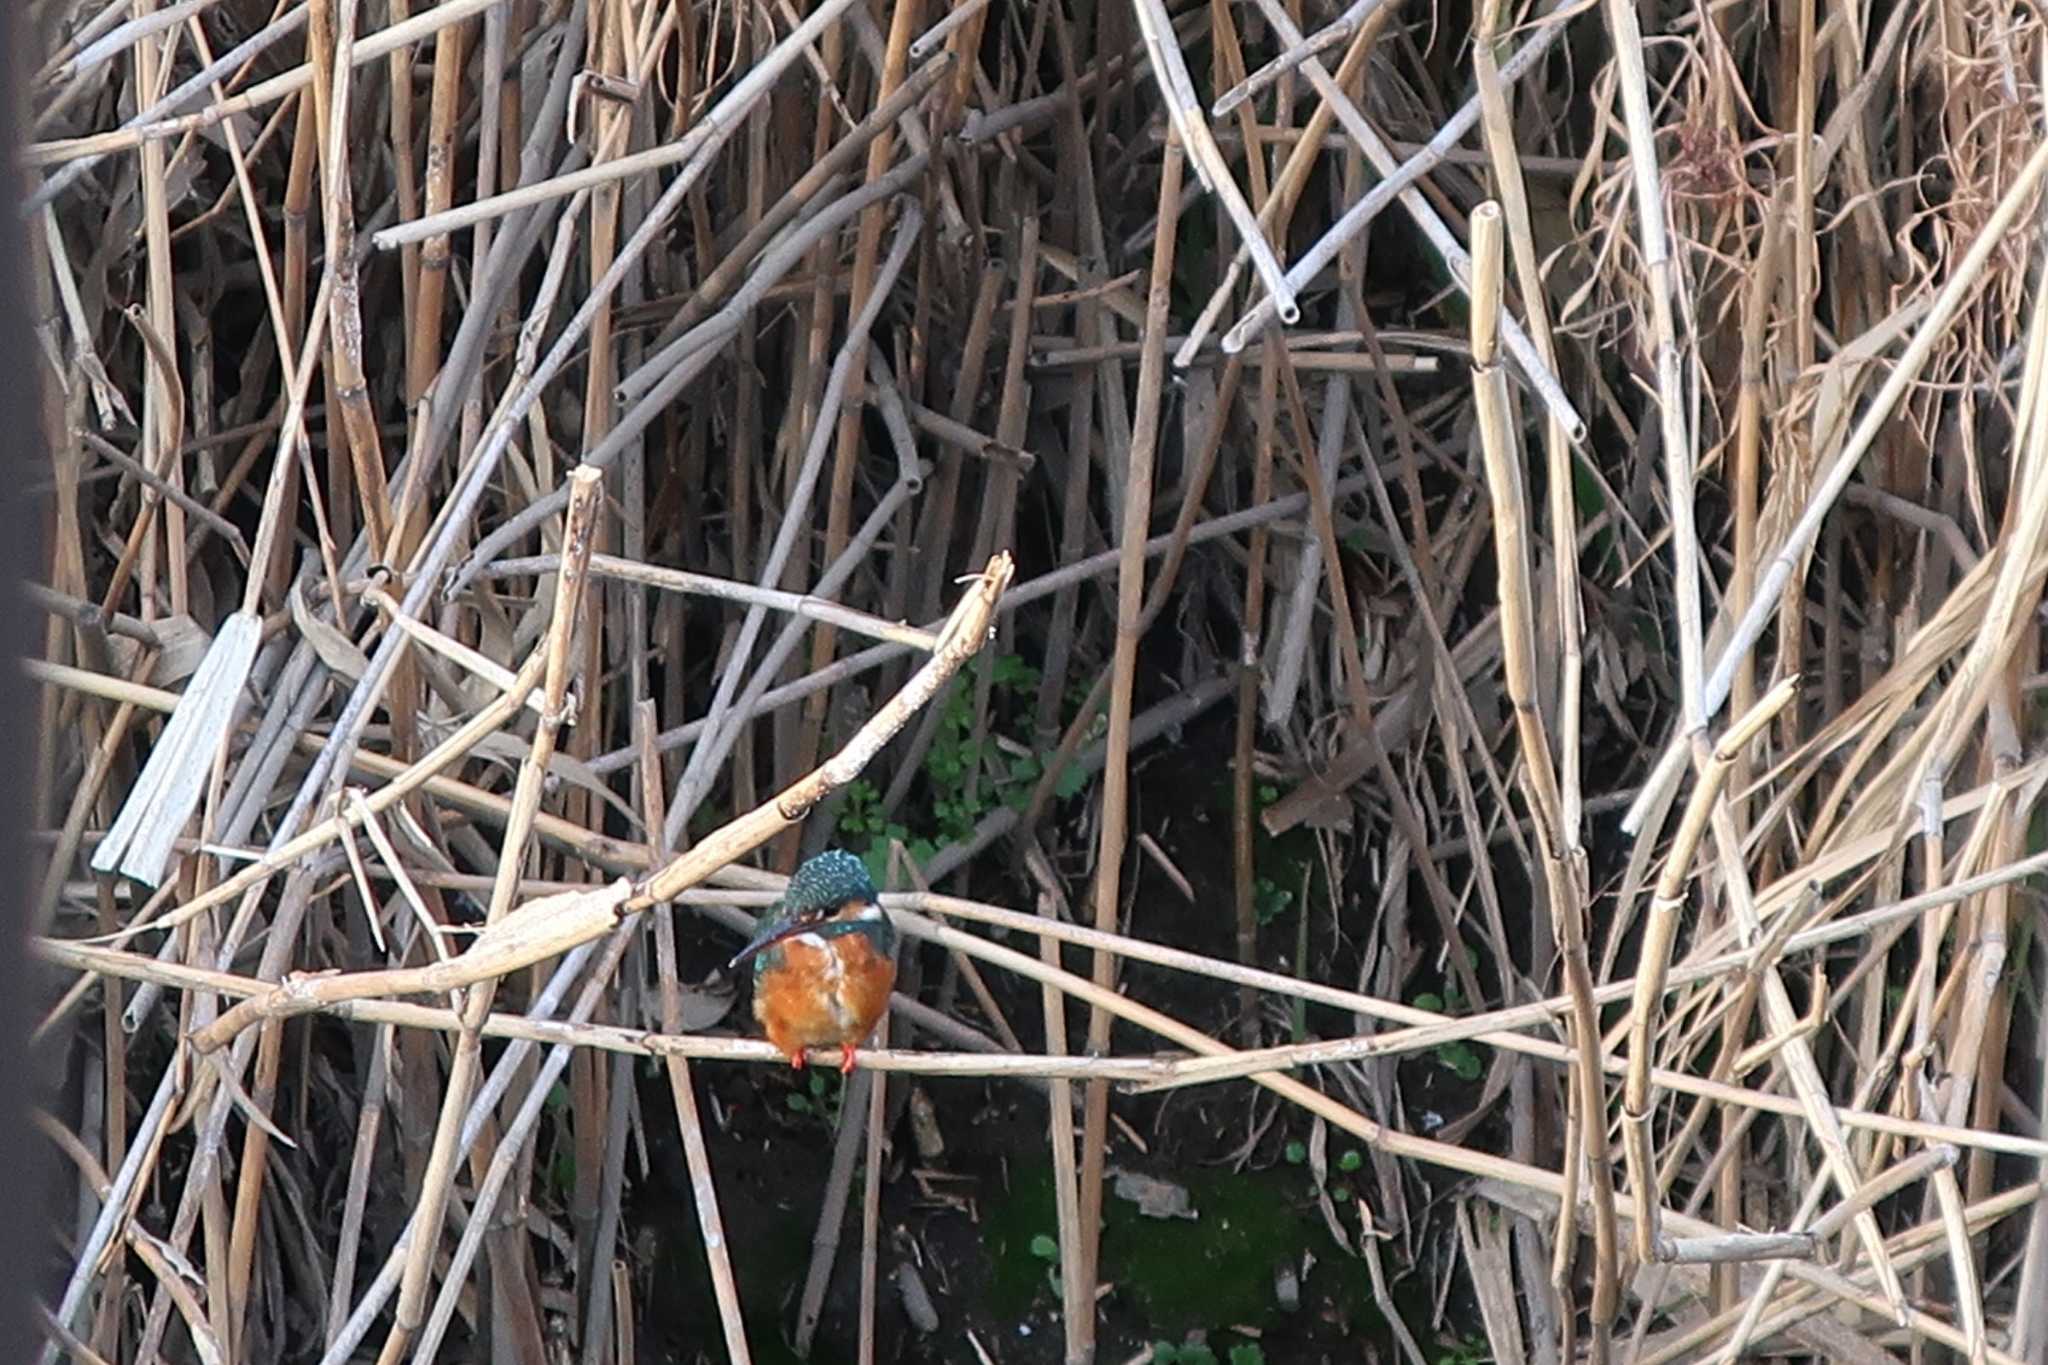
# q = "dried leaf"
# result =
<box><xmin>289</xmin><ymin>578</ymin><xmax>369</xmax><ymax>681</ymax></box>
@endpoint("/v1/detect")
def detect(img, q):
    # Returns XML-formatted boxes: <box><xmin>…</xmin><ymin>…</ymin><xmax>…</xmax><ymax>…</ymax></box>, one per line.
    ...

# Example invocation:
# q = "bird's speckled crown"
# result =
<box><xmin>781</xmin><ymin>849</ymin><xmax>879</xmax><ymax>915</ymax></box>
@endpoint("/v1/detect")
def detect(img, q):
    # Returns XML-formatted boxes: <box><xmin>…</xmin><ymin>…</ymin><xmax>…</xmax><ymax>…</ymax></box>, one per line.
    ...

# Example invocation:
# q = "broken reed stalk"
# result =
<box><xmin>1622</xmin><ymin>676</ymin><xmax>1796</xmax><ymax>1258</ymax></box>
<box><xmin>1469</xmin><ymin>6</ymin><xmax>1584</xmax><ymax>1328</ymax></box>
<box><xmin>1212</xmin><ymin>0</ymin><xmax>1390</xmax><ymax>116</ymax></box>
<box><xmin>478</xmin><ymin>552</ymin><xmax>944</xmax><ymax>651</ymax></box>
<box><xmin>1468</xmin><ymin>201</ymin><xmax>1618</xmax><ymax>1336</ymax></box>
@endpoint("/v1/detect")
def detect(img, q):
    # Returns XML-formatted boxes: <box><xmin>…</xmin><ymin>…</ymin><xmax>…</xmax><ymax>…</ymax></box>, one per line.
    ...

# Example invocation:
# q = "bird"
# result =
<box><xmin>727</xmin><ymin>849</ymin><xmax>897</xmax><ymax>1074</ymax></box>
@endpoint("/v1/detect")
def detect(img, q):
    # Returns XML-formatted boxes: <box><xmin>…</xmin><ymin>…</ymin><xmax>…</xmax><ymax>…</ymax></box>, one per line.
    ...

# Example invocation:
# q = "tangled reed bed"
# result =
<box><xmin>17</xmin><ymin>0</ymin><xmax>2048</xmax><ymax>1359</ymax></box>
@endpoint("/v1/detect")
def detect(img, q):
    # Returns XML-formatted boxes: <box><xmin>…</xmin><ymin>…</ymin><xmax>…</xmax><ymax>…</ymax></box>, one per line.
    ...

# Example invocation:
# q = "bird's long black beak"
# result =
<box><xmin>728</xmin><ymin>916</ymin><xmax>809</xmax><ymax>971</ymax></box>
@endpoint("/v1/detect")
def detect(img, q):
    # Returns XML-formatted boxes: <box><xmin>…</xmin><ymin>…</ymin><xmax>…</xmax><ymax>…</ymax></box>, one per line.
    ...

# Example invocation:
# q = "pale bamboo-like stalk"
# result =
<box><xmin>477</xmin><ymin>553</ymin><xmax>942</xmax><ymax>651</ymax></box>
<box><xmin>403</xmin><ymin>2</ymin><xmax>466</xmax><ymax>404</ymax></box>
<box><xmin>1600</xmin><ymin>0</ymin><xmax>1704</xmax><ymax>736</ymax></box>
<box><xmin>312</xmin><ymin>0</ymin><xmax>391</xmax><ymax>559</ymax></box>
<box><xmin>1212</xmin><ymin>0</ymin><xmax>1390</xmax><ymax>115</ymax></box>
<box><xmin>1469</xmin><ymin>201</ymin><xmax>1619</xmax><ymax>1336</ymax></box>
<box><xmin>1470</xmin><ymin>8</ymin><xmax>1580</xmax><ymax>1344</ymax></box>
<box><xmin>1021</xmin><ymin>843</ymin><xmax>1091</xmax><ymax>1364</ymax></box>
<box><xmin>1891</xmin><ymin>263</ymin><xmax>2048</xmax><ymax>824</ymax></box>
<box><xmin>795</xmin><ymin>0</ymin><xmax>926</xmax><ymax>809</ymax></box>
<box><xmin>1074</xmin><ymin>135</ymin><xmax>1184</xmax><ymax>1335</ymax></box>
<box><xmin>635</xmin><ymin>702</ymin><xmax>752</xmax><ymax>1364</ymax></box>
<box><xmin>382</xmin><ymin>0</ymin><xmax>418</xmax><ymax>333</ymax></box>
<box><xmin>131</xmin><ymin>0</ymin><xmax>181</xmax><ymax>621</ymax></box>
<box><xmin>1127</xmin><ymin>0</ymin><xmax>1294</xmax><ymax>322</ymax></box>
<box><xmin>1726</xmin><ymin>208</ymin><xmax>1785</xmax><ymax>872</ymax></box>
<box><xmin>380</xmin><ymin>467</ymin><xmax>604</xmax><ymax>1364</ymax></box>
<box><xmin>1620</xmin><ymin>676</ymin><xmax>1795</xmax><ymax>1259</ymax></box>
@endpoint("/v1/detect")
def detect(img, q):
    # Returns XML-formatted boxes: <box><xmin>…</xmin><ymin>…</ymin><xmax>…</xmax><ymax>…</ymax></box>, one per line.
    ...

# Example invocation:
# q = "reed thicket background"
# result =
<box><xmin>17</xmin><ymin>0</ymin><xmax>2048</xmax><ymax>1360</ymax></box>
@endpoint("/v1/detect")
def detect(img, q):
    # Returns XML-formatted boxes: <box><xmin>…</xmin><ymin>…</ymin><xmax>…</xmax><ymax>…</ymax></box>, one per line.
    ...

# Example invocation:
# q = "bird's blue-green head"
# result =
<box><xmin>727</xmin><ymin>849</ymin><xmax>891</xmax><ymax>972</ymax></box>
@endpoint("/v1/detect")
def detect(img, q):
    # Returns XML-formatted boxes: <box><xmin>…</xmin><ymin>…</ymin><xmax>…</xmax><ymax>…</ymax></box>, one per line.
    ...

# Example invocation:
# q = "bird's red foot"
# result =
<box><xmin>839</xmin><ymin>1043</ymin><xmax>859</xmax><ymax>1075</ymax></box>
<box><xmin>786</xmin><ymin>1048</ymin><xmax>808</xmax><ymax>1070</ymax></box>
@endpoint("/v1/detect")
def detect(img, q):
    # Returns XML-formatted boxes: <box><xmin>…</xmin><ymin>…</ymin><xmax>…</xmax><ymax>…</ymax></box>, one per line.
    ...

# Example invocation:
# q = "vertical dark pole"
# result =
<box><xmin>0</xmin><ymin>7</ymin><xmax>53</xmax><ymax>1361</ymax></box>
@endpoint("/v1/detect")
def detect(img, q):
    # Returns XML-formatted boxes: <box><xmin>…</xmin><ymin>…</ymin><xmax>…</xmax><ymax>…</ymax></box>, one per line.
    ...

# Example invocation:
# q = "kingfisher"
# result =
<box><xmin>728</xmin><ymin>849</ymin><xmax>897</xmax><ymax>1075</ymax></box>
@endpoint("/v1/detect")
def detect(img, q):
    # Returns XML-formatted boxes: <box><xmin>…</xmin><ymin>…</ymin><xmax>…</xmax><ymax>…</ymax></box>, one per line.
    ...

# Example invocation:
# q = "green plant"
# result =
<box><xmin>1410</xmin><ymin>987</ymin><xmax>1485</xmax><ymax>1082</ymax></box>
<box><xmin>543</xmin><ymin>1082</ymin><xmax>577</xmax><ymax>1196</ymax></box>
<box><xmin>1149</xmin><ymin>1340</ymin><xmax>1262</xmax><ymax>1365</ymax></box>
<box><xmin>1282</xmin><ymin>1134</ymin><xmax>1362</xmax><ymax>1202</ymax></box>
<box><xmin>1028</xmin><ymin>1232</ymin><xmax>1063</xmax><ymax>1294</ymax></box>
<box><xmin>837</xmin><ymin>779</ymin><xmax>932</xmax><ymax>885</ymax></box>
<box><xmin>838</xmin><ymin>654</ymin><xmax>1081</xmax><ymax>885</ymax></box>
<box><xmin>1435</xmin><ymin>1335</ymin><xmax>1491</xmax><ymax>1365</ymax></box>
<box><xmin>547</xmin><ymin>1147</ymin><xmax>576</xmax><ymax>1200</ymax></box>
<box><xmin>783</xmin><ymin>1069</ymin><xmax>843</xmax><ymax>1127</ymax></box>
<box><xmin>1252</xmin><ymin>876</ymin><xmax>1294</xmax><ymax>926</ymax></box>
<box><xmin>1213</xmin><ymin>781</ymin><xmax>1319</xmax><ymax>931</ymax></box>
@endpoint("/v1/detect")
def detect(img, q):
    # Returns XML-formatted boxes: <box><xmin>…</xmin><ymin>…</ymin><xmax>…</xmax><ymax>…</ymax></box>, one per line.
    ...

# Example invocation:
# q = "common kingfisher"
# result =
<box><xmin>728</xmin><ymin>849</ymin><xmax>897</xmax><ymax>1074</ymax></box>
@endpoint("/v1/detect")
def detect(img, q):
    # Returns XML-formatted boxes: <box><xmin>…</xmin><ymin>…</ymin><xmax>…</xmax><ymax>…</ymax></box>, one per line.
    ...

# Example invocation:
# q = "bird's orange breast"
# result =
<box><xmin>753</xmin><ymin>932</ymin><xmax>896</xmax><ymax>1062</ymax></box>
